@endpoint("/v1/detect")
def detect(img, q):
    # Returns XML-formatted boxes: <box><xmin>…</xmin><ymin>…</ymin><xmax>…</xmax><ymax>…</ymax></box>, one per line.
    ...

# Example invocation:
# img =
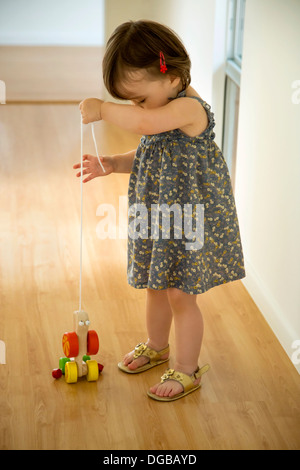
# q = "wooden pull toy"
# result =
<box><xmin>52</xmin><ymin>311</ymin><xmax>104</xmax><ymax>383</ymax></box>
<box><xmin>52</xmin><ymin>121</ymin><xmax>104</xmax><ymax>383</ymax></box>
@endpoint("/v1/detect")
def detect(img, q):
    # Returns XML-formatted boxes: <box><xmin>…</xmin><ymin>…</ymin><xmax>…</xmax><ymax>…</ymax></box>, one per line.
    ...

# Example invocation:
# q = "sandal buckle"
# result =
<box><xmin>133</xmin><ymin>342</ymin><xmax>147</xmax><ymax>358</ymax></box>
<box><xmin>161</xmin><ymin>368</ymin><xmax>175</xmax><ymax>382</ymax></box>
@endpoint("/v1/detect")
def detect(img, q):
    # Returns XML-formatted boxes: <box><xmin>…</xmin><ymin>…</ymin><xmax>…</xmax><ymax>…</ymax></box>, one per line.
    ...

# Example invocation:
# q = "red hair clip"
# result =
<box><xmin>160</xmin><ymin>52</ymin><xmax>167</xmax><ymax>73</ymax></box>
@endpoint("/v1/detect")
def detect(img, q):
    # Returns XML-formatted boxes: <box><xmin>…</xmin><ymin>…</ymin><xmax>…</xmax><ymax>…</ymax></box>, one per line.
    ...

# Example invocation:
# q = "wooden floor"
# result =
<box><xmin>0</xmin><ymin>46</ymin><xmax>104</xmax><ymax>102</ymax></box>
<box><xmin>0</xmin><ymin>103</ymin><xmax>299</xmax><ymax>450</ymax></box>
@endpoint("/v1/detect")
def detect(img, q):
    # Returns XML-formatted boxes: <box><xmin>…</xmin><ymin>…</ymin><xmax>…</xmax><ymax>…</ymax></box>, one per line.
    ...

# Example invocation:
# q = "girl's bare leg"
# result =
<box><xmin>123</xmin><ymin>288</ymin><xmax>172</xmax><ymax>370</ymax></box>
<box><xmin>149</xmin><ymin>288</ymin><xmax>204</xmax><ymax>397</ymax></box>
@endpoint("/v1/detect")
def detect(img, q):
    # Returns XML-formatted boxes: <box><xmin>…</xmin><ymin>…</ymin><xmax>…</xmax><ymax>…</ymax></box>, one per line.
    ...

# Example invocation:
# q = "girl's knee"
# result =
<box><xmin>147</xmin><ymin>287</ymin><xmax>169</xmax><ymax>299</ymax></box>
<box><xmin>167</xmin><ymin>288</ymin><xmax>196</xmax><ymax>312</ymax></box>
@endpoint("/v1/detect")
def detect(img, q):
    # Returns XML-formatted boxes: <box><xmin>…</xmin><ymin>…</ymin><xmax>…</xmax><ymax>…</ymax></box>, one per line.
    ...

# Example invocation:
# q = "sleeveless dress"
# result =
<box><xmin>127</xmin><ymin>91</ymin><xmax>245</xmax><ymax>295</ymax></box>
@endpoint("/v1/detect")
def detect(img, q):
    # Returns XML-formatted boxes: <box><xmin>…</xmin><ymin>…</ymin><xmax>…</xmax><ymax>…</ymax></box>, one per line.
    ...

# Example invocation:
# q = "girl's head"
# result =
<box><xmin>102</xmin><ymin>20</ymin><xmax>191</xmax><ymax>108</ymax></box>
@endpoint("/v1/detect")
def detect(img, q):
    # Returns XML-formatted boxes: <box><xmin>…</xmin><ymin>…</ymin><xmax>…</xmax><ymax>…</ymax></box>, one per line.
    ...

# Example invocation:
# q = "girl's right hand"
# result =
<box><xmin>79</xmin><ymin>98</ymin><xmax>103</xmax><ymax>124</ymax></box>
<box><xmin>73</xmin><ymin>154</ymin><xmax>114</xmax><ymax>183</ymax></box>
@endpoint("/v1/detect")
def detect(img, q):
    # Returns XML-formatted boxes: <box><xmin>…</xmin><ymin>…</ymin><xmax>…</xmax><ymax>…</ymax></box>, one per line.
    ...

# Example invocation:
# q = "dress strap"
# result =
<box><xmin>176</xmin><ymin>89</ymin><xmax>216</xmax><ymax>140</ymax></box>
<box><xmin>176</xmin><ymin>90</ymin><xmax>205</xmax><ymax>106</ymax></box>
<box><xmin>186</xmin><ymin>95</ymin><xmax>205</xmax><ymax>105</ymax></box>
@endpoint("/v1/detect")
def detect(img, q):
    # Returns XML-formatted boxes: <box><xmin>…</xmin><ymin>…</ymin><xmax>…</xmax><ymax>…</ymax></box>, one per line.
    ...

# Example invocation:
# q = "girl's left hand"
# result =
<box><xmin>73</xmin><ymin>154</ymin><xmax>114</xmax><ymax>182</ymax></box>
<box><xmin>79</xmin><ymin>98</ymin><xmax>103</xmax><ymax>124</ymax></box>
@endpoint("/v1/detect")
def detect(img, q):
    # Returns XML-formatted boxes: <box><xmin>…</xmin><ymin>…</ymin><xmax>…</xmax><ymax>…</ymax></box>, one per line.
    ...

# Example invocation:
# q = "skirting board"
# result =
<box><xmin>242</xmin><ymin>258</ymin><xmax>300</xmax><ymax>374</ymax></box>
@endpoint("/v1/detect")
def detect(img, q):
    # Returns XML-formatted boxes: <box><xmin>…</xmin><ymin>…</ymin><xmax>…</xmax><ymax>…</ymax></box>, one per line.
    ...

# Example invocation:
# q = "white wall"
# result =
<box><xmin>235</xmin><ymin>0</ymin><xmax>300</xmax><ymax>372</ymax></box>
<box><xmin>0</xmin><ymin>0</ymin><xmax>105</xmax><ymax>45</ymax></box>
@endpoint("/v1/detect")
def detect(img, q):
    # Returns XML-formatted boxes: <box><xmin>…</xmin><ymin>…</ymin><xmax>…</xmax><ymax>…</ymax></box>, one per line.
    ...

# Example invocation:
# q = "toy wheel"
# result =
<box><xmin>59</xmin><ymin>357</ymin><xmax>71</xmax><ymax>374</ymax></box>
<box><xmin>62</xmin><ymin>332</ymin><xmax>79</xmax><ymax>358</ymax></box>
<box><xmin>65</xmin><ymin>361</ymin><xmax>78</xmax><ymax>384</ymax></box>
<box><xmin>87</xmin><ymin>330</ymin><xmax>99</xmax><ymax>355</ymax></box>
<box><xmin>86</xmin><ymin>360</ymin><xmax>99</xmax><ymax>382</ymax></box>
<box><xmin>52</xmin><ymin>368</ymin><xmax>62</xmax><ymax>379</ymax></box>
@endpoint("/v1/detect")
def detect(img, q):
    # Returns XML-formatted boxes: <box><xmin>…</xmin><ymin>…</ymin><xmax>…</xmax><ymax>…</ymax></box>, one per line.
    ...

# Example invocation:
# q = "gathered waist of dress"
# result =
<box><xmin>140</xmin><ymin>128</ymin><xmax>215</xmax><ymax>147</ymax></box>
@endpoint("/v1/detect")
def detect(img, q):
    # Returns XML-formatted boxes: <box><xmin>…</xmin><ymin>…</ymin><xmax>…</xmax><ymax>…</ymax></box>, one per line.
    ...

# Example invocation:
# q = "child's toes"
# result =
<box><xmin>123</xmin><ymin>352</ymin><xmax>133</xmax><ymax>366</ymax></box>
<box><xmin>149</xmin><ymin>382</ymin><xmax>160</xmax><ymax>394</ymax></box>
<box><xmin>168</xmin><ymin>381</ymin><xmax>184</xmax><ymax>397</ymax></box>
<box><xmin>155</xmin><ymin>382</ymin><xmax>171</xmax><ymax>397</ymax></box>
<box><xmin>151</xmin><ymin>380</ymin><xmax>184</xmax><ymax>397</ymax></box>
<box><xmin>127</xmin><ymin>356</ymin><xmax>149</xmax><ymax>370</ymax></box>
<box><xmin>162</xmin><ymin>383</ymin><xmax>174</xmax><ymax>397</ymax></box>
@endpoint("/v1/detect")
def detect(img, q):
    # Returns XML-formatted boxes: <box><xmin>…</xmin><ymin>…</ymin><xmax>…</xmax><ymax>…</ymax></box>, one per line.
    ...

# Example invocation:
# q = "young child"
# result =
<box><xmin>74</xmin><ymin>20</ymin><xmax>245</xmax><ymax>401</ymax></box>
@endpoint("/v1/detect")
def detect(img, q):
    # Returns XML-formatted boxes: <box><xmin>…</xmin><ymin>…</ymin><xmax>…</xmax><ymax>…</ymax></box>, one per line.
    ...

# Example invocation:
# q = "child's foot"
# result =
<box><xmin>123</xmin><ymin>348</ymin><xmax>149</xmax><ymax>371</ymax></box>
<box><xmin>149</xmin><ymin>367</ymin><xmax>201</xmax><ymax>398</ymax></box>
<box><xmin>122</xmin><ymin>342</ymin><xmax>169</xmax><ymax>371</ymax></box>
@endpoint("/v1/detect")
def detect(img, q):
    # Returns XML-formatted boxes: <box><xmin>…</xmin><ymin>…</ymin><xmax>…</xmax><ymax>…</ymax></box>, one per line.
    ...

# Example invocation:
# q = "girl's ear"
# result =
<box><xmin>169</xmin><ymin>75</ymin><xmax>181</xmax><ymax>89</ymax></box>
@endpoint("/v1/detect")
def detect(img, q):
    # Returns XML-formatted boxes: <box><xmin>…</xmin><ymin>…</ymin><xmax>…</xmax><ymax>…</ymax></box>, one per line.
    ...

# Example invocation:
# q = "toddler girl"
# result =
<box><xmin>75</xmin><ymin>20</ymin><xmax>245</xmax><ymax>401</ymax></box>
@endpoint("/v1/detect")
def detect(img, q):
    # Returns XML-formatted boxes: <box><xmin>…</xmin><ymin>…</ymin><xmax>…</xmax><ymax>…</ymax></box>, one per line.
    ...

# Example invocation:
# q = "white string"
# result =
<box><xmin>79</xmin><ymin>120</ymin><xmax>105</xmax><ymax>312</ymax></box>
<box><xmin>79</xmin><ymin>118</ymin><xmax>83</xmax><ymax>312</ymax></box>
<box><xmin>91</xmin><ymin>123</ymin><xmax>106</xmax><ymax>173</ymax></box>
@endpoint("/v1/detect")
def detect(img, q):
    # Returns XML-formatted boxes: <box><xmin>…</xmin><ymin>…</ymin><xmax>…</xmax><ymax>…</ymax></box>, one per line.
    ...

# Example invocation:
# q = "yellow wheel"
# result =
<box><xmin>65</xmin><ymin>361</ymin><xmax>78</xmax><ymax>384</ymax></box>
<box><xmin>86</xmin><ymin>360</ymin><xmax>99</xmax><ymax>382</ymax></box>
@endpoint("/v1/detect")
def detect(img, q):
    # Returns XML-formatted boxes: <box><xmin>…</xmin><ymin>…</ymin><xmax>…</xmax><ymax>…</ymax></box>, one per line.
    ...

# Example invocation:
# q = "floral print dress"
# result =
<box><xmin>127</xmin><ymin>91</ymin><xmax>245</xmax><ymax>294</ymax></box>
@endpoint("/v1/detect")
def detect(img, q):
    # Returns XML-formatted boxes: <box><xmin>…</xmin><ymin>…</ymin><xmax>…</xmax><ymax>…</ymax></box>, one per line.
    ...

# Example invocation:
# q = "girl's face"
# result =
<box><xmin>117</xmin><ymin>69</ymin><xmax>181</xmax><ymax>109</ymax></box>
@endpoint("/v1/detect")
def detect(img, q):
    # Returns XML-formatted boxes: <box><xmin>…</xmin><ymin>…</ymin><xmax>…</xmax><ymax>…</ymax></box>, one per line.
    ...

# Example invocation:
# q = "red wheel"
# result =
<box><xmin>87</xmin><ymin>330</ymin><xmax>99</xmax><ymax>355</ymax></box>
<box><xmin>62</xmin><ymin>332</ymin><xmax>79</xmax><ymax>358</ymax></box>
<box><xmin>52</xmin><ymin>368</ymin><xmax>62</xmax><ymax>379</ymax></box>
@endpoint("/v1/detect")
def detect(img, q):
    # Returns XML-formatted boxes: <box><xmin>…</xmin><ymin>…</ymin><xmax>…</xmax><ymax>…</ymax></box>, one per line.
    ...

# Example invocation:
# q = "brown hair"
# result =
<box><xmin>102</xmin><ymin>20</ymin><xmax>191</xmax><ymax>100</ymax></box>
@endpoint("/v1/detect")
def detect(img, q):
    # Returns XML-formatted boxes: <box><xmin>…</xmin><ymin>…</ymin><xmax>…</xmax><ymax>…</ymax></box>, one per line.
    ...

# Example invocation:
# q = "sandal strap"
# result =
<box><xmin>133</xmin><ymin>342</ymin><xmax>169</xmax><ymax>363</ymax></box>
<box><xmin>160</xmin><ymin>365</ymin><xmax>210</xmax><ymax>393</ymax></box>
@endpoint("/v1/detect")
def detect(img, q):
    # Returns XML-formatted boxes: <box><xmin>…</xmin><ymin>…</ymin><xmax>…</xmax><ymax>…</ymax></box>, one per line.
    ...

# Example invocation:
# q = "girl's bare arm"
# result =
<box><xmin>101</xmin><ymin>98</ymin><xmax>206</xmax><ymax>136</ymax></box>
<box><xmin>112</xmin><ymin>149</ymin><xmax>136</xmax><ymax>173</ymax></box>
<box><xmin>73</xmin><ymin>149</ymin><xmax>135</xmax><ymax>183</ymax></box>
<box><xmin>79</xmin><ymin>97</ymin><xmax>206</xmax><ymax>136</ymax></box>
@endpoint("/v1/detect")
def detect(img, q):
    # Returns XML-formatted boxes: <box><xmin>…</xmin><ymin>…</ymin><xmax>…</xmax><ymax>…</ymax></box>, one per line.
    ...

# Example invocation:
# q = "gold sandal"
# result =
<box><xmin>118</xmin><ymin>342</ymin><xmax>170</xmax><ymax>374</ymax></box>
<box><xmin>147</xmin><ymin>364</ymin><xmax>210</xmax><ymax>401</ymax></box>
